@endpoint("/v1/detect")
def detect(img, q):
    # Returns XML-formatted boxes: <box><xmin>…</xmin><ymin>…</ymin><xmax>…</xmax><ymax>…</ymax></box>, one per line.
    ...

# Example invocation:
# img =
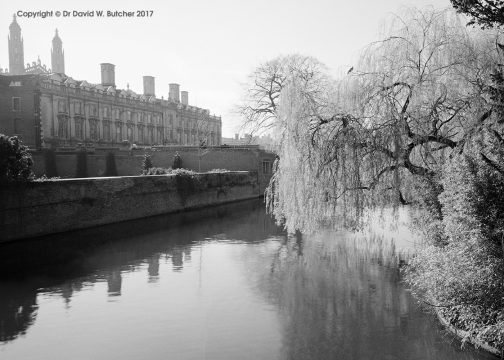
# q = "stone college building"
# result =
<box><xmin>0</xmin><ymin>15</ymin><xmax>222</xmax><ymax>150</ymax></box>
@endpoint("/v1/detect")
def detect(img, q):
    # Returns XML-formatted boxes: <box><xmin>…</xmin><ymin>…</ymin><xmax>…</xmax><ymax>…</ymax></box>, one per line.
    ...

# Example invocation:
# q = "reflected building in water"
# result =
<box><xmin>0</xmin><ymin>199</ymin><xmax>273</xmax><ymax>344</ymax></box>
<box><xmin>106</xmin><ymin>269</ymin><xmax>123</xmax><ymax>296</ymax></box>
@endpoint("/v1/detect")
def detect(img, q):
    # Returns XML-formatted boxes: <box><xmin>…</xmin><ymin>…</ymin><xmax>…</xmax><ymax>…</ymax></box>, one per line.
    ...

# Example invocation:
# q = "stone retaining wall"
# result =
<box><xmin>0</xmin><ymin>171</ymin><xmax>260</xmax><ymax>242</ymax></box>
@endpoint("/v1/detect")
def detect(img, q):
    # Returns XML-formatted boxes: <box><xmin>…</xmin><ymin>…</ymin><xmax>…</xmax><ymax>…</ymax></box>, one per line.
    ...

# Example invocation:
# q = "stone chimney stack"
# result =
<box><xmin>100</xmin><ymin>63</ymin><xmax>115</xmax><ymax>87</ymax></box>
<box><xmin>181</xmin><ymin>91</ymin><xmax>188</xmax><ymax>105</ymax></box>
<box><xmin>143</xmin><ymin>76</ymin><xmax>155</xmax><ymax>96</ymax></box>
<box><xmin>169</xmin><ymin>83</ymin><xmax>180</xmax><ymax>102</ymax></box>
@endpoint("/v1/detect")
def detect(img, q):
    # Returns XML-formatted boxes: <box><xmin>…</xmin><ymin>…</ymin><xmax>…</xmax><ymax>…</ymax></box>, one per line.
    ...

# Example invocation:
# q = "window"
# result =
<box><xmin>262</xmin><ymin>160</ymin><xmax>272</xmax><ymax>175</ymax></box>
<box><xmin>127</xmin><ymin>125</ymin><xmax>133</xmax><ymax>142</ymax></box>
<box><xmin>58</xmin><ymin>118</ymin><xmax>69</xmax><ymax>138</ymax></box>
<box><xmin>103</xmin><ymin>122</ymin><xmax>110</xmax><ymax>141</ymax></box>
<box><xmin>138</xmin><ymin>126</ymin><xmax>144</xmax><ymax>143</ymax></box>
<box><xmin>90</xmin><ymin>120</ymin><xmax>99</xmax><ymax>141</ymax></box>
<box><xmin>116</xmin><ymin>124</ymin><xmax>122</xmax><ymax>142</ymax></box>
<box><xmin>12</xmin><ymin>97</ymin><xmax>20</xmax><ymax>111</ymax></box>
<box><xmin>103</xmin><ymin>107</ymin><xmax>110</xmax><ymax>118</ymax></box>
<box><xmin>58</xmin><ymin>100</ymin><xmax>67</xmax><ymax>113</ymax></box>
<box><xmin>89</xmin><ymin>104</ymin><xmax>97</xmax><ymax>117</ymax></box>
<box><xmin>75</xmin><ymin>119</ymin><xmax>83</xmax><ymax>139</ymax></box>
<box><xmin>74</xmin><ymin>102</ymin><xmax>82</xmax><ymax>114</ymax></box>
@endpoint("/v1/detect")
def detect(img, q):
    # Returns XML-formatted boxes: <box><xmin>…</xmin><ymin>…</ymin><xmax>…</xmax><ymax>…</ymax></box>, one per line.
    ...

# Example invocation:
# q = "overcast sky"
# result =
<box><xmin>1</xmin><ymin>0</ymin><xmax>452</xmax><ymax>137</ymax></box>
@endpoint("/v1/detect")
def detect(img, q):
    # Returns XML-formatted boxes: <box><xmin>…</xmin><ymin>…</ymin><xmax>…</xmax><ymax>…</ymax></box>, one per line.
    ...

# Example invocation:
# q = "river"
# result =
<box><xmin>0</xmin><ymin>199</ymin><xmax>496</xmax><ymax>359</ymax></box>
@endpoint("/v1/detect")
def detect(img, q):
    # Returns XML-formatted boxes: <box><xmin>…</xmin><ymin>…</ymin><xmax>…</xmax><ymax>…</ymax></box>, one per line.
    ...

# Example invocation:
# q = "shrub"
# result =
<box><xmin>141</xmin><ymin>153</ymin><xmax>154</xmax><ymax>174</ymax></box>
<box><xmin>173</xmin><ymin>152</ymin><xmax>182</xmax><ymax>169</ymax></box>
<box><xmin>104</xmin><ymin>152</ymin><xmax>118</xmax><ymax>176</ymax></box>
<box><xmin>33</xmin><ymin>175</ymin><xmax>61</xmax><ymax>182</ymax></box>
<box><xmin>209</xmin><ymin>169</ymin><xmax>231</xmax><ymax>173</ymax></box>
<box><xmin>0</xmin><ymin>134</ymin><xmax>33</xmax><ymax>183</ymax></box>
<box><xmin>170</xmin><ymin>168</ymin><xmax>195</xmax><ymax>176</ymax></box>
<box><xmin>405</xmin><ymin>138</ymin><xmax>504</xmax><ymax>350</ymax></box>
<box><xmin>140</xmin><ymin>167</ymin><xmax>196</xmax><ymax>176</ymax></box>
<box><xmin>143</xmin><ymin>167</ymin><xmax>171</xmax><ymax>175</ymax></box>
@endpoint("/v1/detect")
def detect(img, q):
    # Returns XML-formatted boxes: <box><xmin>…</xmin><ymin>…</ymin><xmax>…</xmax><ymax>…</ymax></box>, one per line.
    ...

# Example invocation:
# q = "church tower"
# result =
<box><xmin>8</xmin><ymin>14</ymin><xmax>25</xmax><ymax>75</ymax></box>
<box><xmin>51</xmin><ymin>29</ymin><xmax>65</xmax><ymax>74</ymax></box>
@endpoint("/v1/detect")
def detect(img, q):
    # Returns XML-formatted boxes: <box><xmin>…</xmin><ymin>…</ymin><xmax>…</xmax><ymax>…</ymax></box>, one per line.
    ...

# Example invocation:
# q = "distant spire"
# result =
<box><xmin>9</xmin><ymin>13</ymin><xmax>21</xmax><ymax>31</ymax></box>
<box><xmin>51</xmin><ymin>28</ymin><xmax>65</xmax><ymax>74</ymax></box>
<box><xmin>127</xmin><ymin>83</ymin><xmax>130</xmax><ymax>90</ymax></box>
<box><xmin>8</xmin><ymin>13</ymin><xmax>24</xmax><ymax>74</ymax></box>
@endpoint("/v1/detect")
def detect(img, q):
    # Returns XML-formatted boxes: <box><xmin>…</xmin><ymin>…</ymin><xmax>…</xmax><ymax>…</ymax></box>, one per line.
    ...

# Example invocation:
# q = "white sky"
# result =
<box><xmin>1</xmin><ymin>0</ymin><xmax>451</xmax><ymax>137</ymax></box>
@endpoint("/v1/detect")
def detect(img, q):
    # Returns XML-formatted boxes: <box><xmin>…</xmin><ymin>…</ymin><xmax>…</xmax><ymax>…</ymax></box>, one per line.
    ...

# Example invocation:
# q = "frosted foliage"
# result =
<box><xmin>264</xmin><ymin>8</ymin><xmax>500</xmax><ymax>233</ymax></box>
<box><xmin>268</xmin><ymin>82</ymin><xmax>321</xmax><ymax>232</ymax></box>
<box><xmin>267</xmin><ymin>80</ymin><xmax>364</xmax><ymax>232</ymax></box>
<box><xmin>355</xmin><ymin>9</ymin><xmax>495</xmax><ymax>133</ymax></box>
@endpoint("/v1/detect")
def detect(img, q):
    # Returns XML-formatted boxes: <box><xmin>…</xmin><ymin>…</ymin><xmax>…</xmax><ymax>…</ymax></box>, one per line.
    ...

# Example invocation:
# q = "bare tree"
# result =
<box><xmin>238</xmin><ymin>54</ymin><xmax>332</xmax><ymax>137</ymax></box>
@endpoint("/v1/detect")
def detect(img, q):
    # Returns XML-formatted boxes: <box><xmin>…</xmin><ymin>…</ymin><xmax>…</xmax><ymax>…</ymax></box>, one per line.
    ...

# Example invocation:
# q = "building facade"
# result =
<box><xmin>0</xmin><ymin>16</ymin><xmax>222</xmax><ymax>149</ymax></box>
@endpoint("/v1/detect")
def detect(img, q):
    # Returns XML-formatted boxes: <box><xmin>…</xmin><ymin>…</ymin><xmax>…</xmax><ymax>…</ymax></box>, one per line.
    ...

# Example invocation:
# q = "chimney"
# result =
<box><xmin>235</xmin><ymin>133</ymin><xmax>239</xmax><ymax>140</ymax></box>
<box><xmin>143</xmin><ymin>76</ymin><xmax>155</xmax><ymax>96</ymax></box>
<box><xmin>100</xmin><ymin>63</ymin><xmax>115</xmax><ymax>87</ymax></box>
<box><xmin>169</xmin><ymin>83</ymin><xmax>180</xmax><ymax>102</ymax></box>
<box><xmin>181</xmin><ymin>91</ymin><xmax>188</xmax><ymax>105</ymax></box>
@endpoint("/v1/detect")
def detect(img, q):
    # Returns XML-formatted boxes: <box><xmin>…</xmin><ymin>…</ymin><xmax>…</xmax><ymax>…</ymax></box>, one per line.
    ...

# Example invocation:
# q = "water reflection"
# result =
<box><xmin>0</xmin><ymin>200</ymin><xmax>280</xmax><ymax>345</ymax></box>
<box><xmin>239</xmin><ymin>226</ymin><xmax>495</xmax><ymax>360</ymax></box>
<box><xmin>0</xmin><ymin>201</ymin><xmax>496</xmax><ymax>360</ymax></box>
<box><xmin>0</xmin><ymin>281</ymin><xmax>38</xmax><ymax>342</ymax></box>
<box><xmin>248</xmin><ymin>233</ymin><xmax>415</xmax><ymax>360</ymax></box>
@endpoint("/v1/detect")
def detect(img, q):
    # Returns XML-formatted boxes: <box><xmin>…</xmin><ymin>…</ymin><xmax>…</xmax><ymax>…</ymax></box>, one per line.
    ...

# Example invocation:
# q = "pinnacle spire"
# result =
<box><xmin>8</xmin><ymin>13</ymin><xmax>24</xmax><ymax>74</ymax></box>
<box><xmin>51</xmin><ymin>28</ymin><xmax>65</xmax><ymax>74</ymax></box>
<box><xmin>9</xmin><ymin>13</ymin><xmax>21</xmax><ymax>31</ymax></box>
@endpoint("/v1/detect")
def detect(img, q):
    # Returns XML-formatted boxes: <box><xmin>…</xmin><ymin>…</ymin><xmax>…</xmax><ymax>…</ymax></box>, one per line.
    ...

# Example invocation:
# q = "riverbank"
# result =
<box><xmin>435</xmin><ymin>307</ymin><xmax>502</xmax><ymax>358</ymax></box>
<box><xmin>0</xmin><ymin>171</ymin><xmax>260</xmax><ymax>242</ymax></box>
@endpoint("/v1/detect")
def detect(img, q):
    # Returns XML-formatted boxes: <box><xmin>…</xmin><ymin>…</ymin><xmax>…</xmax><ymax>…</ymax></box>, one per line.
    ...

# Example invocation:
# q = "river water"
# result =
<box><xmin>0</xmin><ymin>199</ymin><xmax>496</xmax><ymax>360</ymax></box>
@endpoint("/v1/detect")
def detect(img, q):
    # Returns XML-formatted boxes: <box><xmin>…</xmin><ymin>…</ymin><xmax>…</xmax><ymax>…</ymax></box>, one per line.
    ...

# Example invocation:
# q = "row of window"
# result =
<box><xmin>57</xmin><ymin>118</ymin><xmax>165</xmax><ymax>144</ymax></box>
<box><xmin>56</xmin><ymin>118</ymin><xmax>220</xmax><ymax>146</ymax></box>
<box><xmin>11</xmin><ymin>98</ymin><xmax>218</xmax><ymax>134</ymax></box>
<box><xmin>56</xmin><ymin>99</ymin><xmax>167</xmax><ymax>125</ymax></box>
<box><xmin>10</xmin><ymin>116</ymin><xmax>221</xmax><ymax>147</ymax></box>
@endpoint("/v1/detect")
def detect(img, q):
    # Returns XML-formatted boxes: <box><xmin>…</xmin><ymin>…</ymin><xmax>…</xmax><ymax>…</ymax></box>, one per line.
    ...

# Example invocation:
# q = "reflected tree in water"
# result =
<box><xmin>239</xmin><ymin>232</ymin><xmax>486</xmax><ymax>360</ymax></box>
<box><xmin>0</xmin><ymin>282</ymin><xmax>38</xmax><ymax>342</ymax></box>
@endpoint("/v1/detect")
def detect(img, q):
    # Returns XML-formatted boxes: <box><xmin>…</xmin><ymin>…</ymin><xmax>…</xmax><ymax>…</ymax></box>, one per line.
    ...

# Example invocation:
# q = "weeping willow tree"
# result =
<box><xmin>252</xmin><ymin>8</ymin><xmax>501</xmax><ymax>233</ymax></box>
